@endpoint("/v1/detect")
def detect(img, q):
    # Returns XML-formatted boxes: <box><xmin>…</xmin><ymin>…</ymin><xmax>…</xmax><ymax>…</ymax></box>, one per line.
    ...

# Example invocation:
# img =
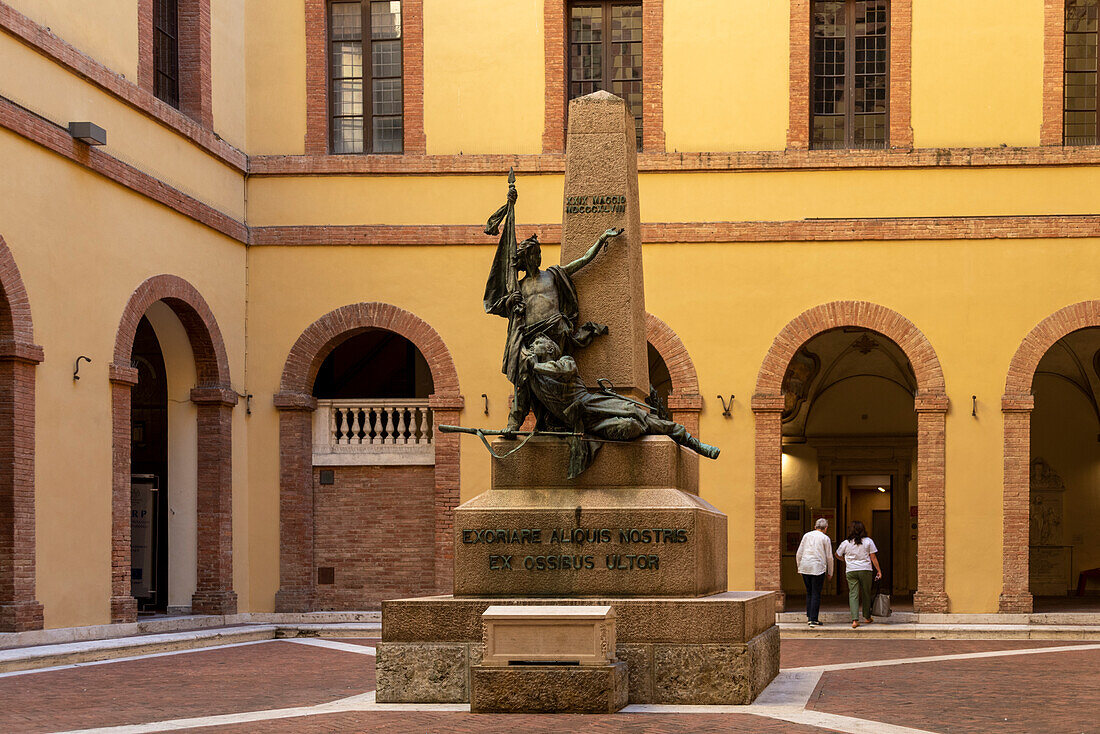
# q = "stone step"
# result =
<box><xmin>779</xmin><ymin>622</ymin><xmax>1100</xmax><ymax>639</ymax></box>
<box><xmin>778</xmin><ymin>611</ymin><xmax>917</xmax><ymax>624</ymax></box>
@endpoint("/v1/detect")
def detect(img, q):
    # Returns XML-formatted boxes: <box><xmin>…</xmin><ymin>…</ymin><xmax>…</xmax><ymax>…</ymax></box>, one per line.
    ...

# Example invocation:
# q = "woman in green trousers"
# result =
<box><xmin>835</xmin><ymin>520</ymin><xmax>883</xmax><ymax>629</ymax></box>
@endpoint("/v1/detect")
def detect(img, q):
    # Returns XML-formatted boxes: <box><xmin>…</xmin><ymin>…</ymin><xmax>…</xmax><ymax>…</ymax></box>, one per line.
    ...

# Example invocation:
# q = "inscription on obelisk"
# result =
<box><xmin>560</xmin><ymin>91</ymin><xmax>648</xmax><ymax>399</ymax></box>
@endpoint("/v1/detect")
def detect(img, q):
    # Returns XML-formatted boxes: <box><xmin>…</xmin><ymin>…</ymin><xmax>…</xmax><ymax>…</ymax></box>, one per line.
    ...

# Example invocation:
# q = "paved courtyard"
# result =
<box><xmin>2</xmin><ymin>635</ymin><xmax>1098</xmax><ymax>733</ymax></box>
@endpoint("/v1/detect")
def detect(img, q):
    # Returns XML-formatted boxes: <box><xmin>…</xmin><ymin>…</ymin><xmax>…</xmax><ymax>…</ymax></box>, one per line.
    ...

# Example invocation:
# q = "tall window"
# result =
<box><xmin>812</xmin><ymin>1</ymin><xmax>889</xmax><ymax>150</ymax></box>
<box><xmin>153</xmin><ymin>0</ymin><xmax>180</xmax><ymax>108</ymax></box>
<box><xmin>329</xmin><ymin>1</ymin><xmax>403</xmax><ymax>154</ymax></box>
<box><xmin>1065</xmin><ymin>0</ymin><xmax>1098</xmax><ymax>145</ymax></box>
<box><xmin>569</xmin><ymin>2</ymin><xmax>643</xmax><ymax>150</ymax></box>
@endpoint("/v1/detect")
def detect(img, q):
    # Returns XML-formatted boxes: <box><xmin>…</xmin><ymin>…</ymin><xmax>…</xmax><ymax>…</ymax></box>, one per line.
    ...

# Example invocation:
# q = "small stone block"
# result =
<box><xmin>482</xmin><ymin>605</ymin><xmax>615</xmax><ymax>666</ymax></box>
<box><xmin>470</xmin><ymin>662</ymin><xmax>629</xmax><ymax>713</ymax></box>
<box><xmin>374</xmin><ymin>642</ymin><xmax>468</xmax><ymax>703</ymax></box>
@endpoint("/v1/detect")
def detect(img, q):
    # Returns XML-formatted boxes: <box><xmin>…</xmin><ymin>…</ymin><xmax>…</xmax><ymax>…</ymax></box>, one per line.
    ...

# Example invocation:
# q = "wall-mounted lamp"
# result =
<box><xmin>68</xmin><ymin>121</ymin><xmax>107</xmax><ymax>146</ymax></box>
<box><xmin>481</xmin><ymin>393</ymin><xmax>489</xmax><ymax>416</ymax></box>
<box><xmin>717</xmin><ymin>394</ymin><xmax>734</xmax><ymax>418</ymax></box>
<box><xmin>876</xmin><ymin>486</ymin><xmax>887</xmax><ymax>493</ymax></box>
<box><xmin>73</xmin><ymin>355</ymin><xmax>91</xmax><ymax>380</ymax></box>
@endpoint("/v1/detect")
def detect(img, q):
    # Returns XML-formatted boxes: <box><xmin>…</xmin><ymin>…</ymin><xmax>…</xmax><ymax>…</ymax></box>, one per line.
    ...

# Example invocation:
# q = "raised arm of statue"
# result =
<box><xmin>563</xmin><ymin>228</ymin><xmax>624</xmax><ymax>276</ymax></box>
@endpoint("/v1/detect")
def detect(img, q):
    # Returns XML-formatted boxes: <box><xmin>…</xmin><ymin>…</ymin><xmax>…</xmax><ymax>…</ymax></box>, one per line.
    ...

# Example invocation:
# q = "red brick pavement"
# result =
<box><xmin>0</xmin><ymin>641</ymin><xmax>375</xmax><ymax>733</ymax></box>
<box><xmin>781</xmin><ymin>638</ymin><xmax>1094</xmax><ymax>669</ymax></box>
<box><xmin>808</xmin><ymin>648</ymin><xmax>1100</xmax><ymax>733</ymax></box>
<box><xmin>189</xmin><ymin>712</ymin><xmax>843</xmax><ymax>733</ymax></box>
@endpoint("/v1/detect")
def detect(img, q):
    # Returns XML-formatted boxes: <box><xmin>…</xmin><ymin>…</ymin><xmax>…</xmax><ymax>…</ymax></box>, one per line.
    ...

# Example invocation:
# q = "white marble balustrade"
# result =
<box><xmin>312</xmin><ymin>399</ymin><xmax>434</xmax><ymax>465</ymax></box>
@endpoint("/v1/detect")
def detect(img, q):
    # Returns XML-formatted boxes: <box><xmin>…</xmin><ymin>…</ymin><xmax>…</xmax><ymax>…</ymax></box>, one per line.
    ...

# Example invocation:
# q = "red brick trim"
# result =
<box><xmin>304</xmin><ymin>0</ymin><xmax>426</xmax><ymax>155</ymax></box>
<box><xmin>0</xmin><ymin>95</ymin><xmax>247</xmax><ymax>242</ymax></box>
<box><xmin>0</xmin><ymin>235</ymin><xmax>43</xmax><ymax>632</ymax></box>
<box><xmin>645</xmin><ymin>312</ymin><xmax>701</xmax><ymax>432</ymax></box>
<box><xmin>110</xmin><ymin>274</ymin><xmax>236</xmax><ymax>622</ymax></box>
<box><xmin>1041</xmin><ymin>0</ymin><xmax>1065</xmax><ymax>146</ymax></box>
<box><xmin>137</xmin><ymin>0</ymin><xmax>213</xmax><ymax>128</ymax></box>
<box><xmin>0</xmin><ymin>2</ymin><xmax>242</xmax><ymax>168</ymax></box>
<box><xmin>999</xmin><ymin>301</ymin><xmax>1100</xmax><ymax>613</ymax></box>
<box><xmin>752</xmin><ymin>301</ymin><xmax>948</xmax><ymax>613</ymax></box>
<box><xmin>251</xmin><ymin>214</ymin><xmax>1100</xmax><ymax>248</ymax></box>
<box><xmin>788</xmin><ymin>0</ymin><xmax>913</xmax><ymax>150</ymax></box>
<box><xmin>274</xmin><ymin>302</ymin><xmax>462</xmax><ymax>612</ymax></box>
<box><xmin>543</xmin><ymin>0</ymin><xmax>664</xmax><ymax>154</ymax></box>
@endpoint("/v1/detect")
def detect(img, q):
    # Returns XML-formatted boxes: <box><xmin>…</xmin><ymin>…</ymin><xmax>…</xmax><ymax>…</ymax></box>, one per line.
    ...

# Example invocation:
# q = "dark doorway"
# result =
<box><xmin>313</xmin><ymin>329</ymin><xmax>433</xmax><ymax>399</ymax></box>
<box><xmin>131</xmin><ymin>316</ymin><xmax>169</xmax><ymax>614</ymax></box>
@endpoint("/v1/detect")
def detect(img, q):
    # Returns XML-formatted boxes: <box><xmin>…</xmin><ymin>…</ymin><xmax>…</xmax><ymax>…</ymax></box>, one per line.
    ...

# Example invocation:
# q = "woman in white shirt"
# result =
<box><xmin>835</xmin><ymin>520</ymin><xmax>882</xmax><ymax>628</ymax></box>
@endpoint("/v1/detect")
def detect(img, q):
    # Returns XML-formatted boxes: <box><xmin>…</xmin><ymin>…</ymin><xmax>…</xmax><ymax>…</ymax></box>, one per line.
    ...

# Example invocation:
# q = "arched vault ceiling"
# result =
<box><xmin>782</xmin><ymin>328</ymin><xmax>917</xmax><ymax>438</ymax></box>
<box><xmin>1034</xmin><ymin>327</ymin><xmax>1100</xmax><ymax>426</ymax></box>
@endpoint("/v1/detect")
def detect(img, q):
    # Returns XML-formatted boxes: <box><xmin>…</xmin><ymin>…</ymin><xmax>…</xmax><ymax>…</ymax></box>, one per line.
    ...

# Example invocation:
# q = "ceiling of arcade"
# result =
<box><xmin>1034</xmin><ymin>327</ymin><xmax>1100</xmax><ymax>426</ymax></box>
<box><xmin>781</xmin><ymin>328</ymin><xmax>918</xmax><ymax>439</ymax></box>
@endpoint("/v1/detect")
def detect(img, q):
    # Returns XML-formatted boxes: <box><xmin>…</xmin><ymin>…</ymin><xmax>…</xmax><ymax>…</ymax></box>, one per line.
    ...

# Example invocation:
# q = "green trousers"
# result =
<box><xmin>846</xmin><ymin>570</ymin><xmax>874</xmax><ymax>620</ymax></box>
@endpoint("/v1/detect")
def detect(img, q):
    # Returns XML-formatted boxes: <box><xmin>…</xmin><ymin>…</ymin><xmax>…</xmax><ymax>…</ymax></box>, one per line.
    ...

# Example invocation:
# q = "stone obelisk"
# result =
<box><xmin>560</xmin><ymin>91</ymin><xmax>648</xmax><ymax>399</ymax></box>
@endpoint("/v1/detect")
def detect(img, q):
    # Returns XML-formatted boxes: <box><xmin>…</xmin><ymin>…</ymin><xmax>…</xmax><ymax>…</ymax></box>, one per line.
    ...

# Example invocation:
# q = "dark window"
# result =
<box><xmin>1065</xmin><ymin>0</ymin><xmax>1099</xmax><ymax>145</ymax></box>
<box><xmin>569</xmin><ymin>2</ymin><xmax>642</xmax><ymax>150</ymax></box>
<box><xmin>812</xmin><ymin>1</ymin><xmax>889</xmax><ymax>150</ymax></box>
<box><xmin>330</xmin><ymin>0</ymin><xmax>403</xmax><ymax>154</ymax></box>
<box><xmin>153</xmin><ymin>0</ymin><xmax>180</xmax><ymax>108</ymax></box>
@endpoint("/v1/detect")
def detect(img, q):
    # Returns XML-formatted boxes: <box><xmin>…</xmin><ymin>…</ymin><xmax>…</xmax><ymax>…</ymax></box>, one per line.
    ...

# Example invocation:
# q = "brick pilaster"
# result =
<box><xmin>752</xmin><ymin>394</ymin><xmax>785</xmax><ymax>613</ymax></box>
<box><xmin>109</xmin><ymin>363</ymin><xmax>140</xmax><ymax>624</ymax></box>
<box><xmin>1041</xmin><ymin>0</ymin><xmax>1065</xmax><ymax>146</ymax></box>
<box><xmin>274</xmin><ymin>391</ymin><xmax>317</xmax><ymax>613</ymax></box>
<box><xmin>178</xmin><ymin>0</ymin><xmax>214</xmax><ymax>128</ymax></box>
<box><xmin>1000</xmin><ymin>393</ymin><xmax>1035</xmax><ymax>614</ymax></box>
<box><xmin>190</xmin><ymin>387</ymin><xmax>238</xmax><ymax>615</ymax></box>
<box><xmin>913</xmin><ymin>393</ymin><xmax>949</xmax><ymax>613</ymax></box>
<box><xmin>0</xmin><ymin>341</ymin><xmax>44</xmax><ymax>632</ymax></box>
<box><xmin>429</xmin><ymin>397</ymin><xmax>462</xmax><ymax>595</ymax></box>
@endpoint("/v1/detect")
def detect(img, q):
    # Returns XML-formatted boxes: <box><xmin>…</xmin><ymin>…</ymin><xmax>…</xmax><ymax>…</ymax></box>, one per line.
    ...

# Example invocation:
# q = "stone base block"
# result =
<box><xmin>378</xmin><ymin>591</ymin><xmax>779</xmax><ymax>705</ymax></box>
<box><xmin>470</xmin><ymin>662</ymin><xmax>628</xmax><ymax>713</ymax></box>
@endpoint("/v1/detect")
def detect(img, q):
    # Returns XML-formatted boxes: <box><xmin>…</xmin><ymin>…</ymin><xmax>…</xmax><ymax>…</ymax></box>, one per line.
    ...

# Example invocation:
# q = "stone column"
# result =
<box><xmin>429</xmin><ymin>394</ymin><xmax>463</xmax><ymax>594</ymax></box>
<box><xmin>273</xmin><ymin>391</ymin><xmax>317</xmax><ymax>613</ymax></box>
<box><xmin>190</xmin><ymin>386</ymin><xmax>238</xmax><ymax>615</ymax></box>
<box><xmin>109</xmin><ymin>363</ymin><xmax>139</xmax><ymax>624</ymax></box>
<box><xmin>752</xmin><ymin>394</ymin><xmax>784</xmax><ymax>611</ymax></box>
<box><xmin>913</xmin><ymin>393</ymin><xmax>949</xmax><ymax>614</ymax></box>
<box><xmin>560</xmin><ymin>91</ymin><xmax>648</xmax><ymax>399</ymax></box>
<box><xmin>999</xmin><ymin>393</ymin><xmax>1035</xmax><ymax>614</ymax></box>
<box><xmin>0</xmin><ymin>341</ymin><xmax>44</xmax><ymax>632</ymax></box>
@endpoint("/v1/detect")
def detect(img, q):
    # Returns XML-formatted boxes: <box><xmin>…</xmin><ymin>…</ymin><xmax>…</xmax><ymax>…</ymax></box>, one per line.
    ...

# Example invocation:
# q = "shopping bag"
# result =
<box><xmin>872</xmin><ymin>593</ymin><xmax>892</xmax><ymax>617</ymax></box>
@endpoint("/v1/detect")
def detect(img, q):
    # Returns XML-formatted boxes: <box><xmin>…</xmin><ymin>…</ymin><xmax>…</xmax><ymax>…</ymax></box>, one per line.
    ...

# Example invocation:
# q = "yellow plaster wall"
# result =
<box><xmin>0</xmin><ymin>132</ymin><xmax>248</xmax><ymax>628</ymax></box>
<box><xmin>244</xmin><ymin>0</ymin><xmax>306</xmax><ymax>154</ymax></box>
<box><xmin>422</xmin><ymin>0</ymin><xmax>543</xmax><ymax>155</ymax></box>
<box><xmin>0</xmin><ymin>32</ymin><xmax>246</xmax><ymax>221</ymax></box>
<box><xmin>663</xmin><ymin>0</ymin><xmax>788</xmax><ymax>152</ymax></box>
<box><xmin>4</xmin><ymin>0</ymin><xmax>138</xmax><ymax>82</ymax></box>
<box><xmin>912</xmin><ymin>0</ymin><xmax>1044</xmax><ymax>148</ymax></box>
<box><xmin>212</xmin><ymin>0</ymin><xmax>248</xmax><ymax>149</ymax></box>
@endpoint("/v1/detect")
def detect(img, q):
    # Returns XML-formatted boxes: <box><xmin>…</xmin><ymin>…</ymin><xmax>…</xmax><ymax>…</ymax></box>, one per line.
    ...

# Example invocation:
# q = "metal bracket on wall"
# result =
<box><xmin>481</xmin><ymin>393</ymin><xmax>489</xmax><ymax>415</ymax></box>
<box><xmin>972</xmin><ymin>395</ymin><xmax>977</xmax><ymax>417</ymax></box>
<box><xmin>717</xmin><ymin>394</ymin><xmax>734</xmax><ymax>418</ymax></box>
<box><xmin>73</xmin><ymin>355</ymin><xmax>91</xmax><ymax>381</ymax></box>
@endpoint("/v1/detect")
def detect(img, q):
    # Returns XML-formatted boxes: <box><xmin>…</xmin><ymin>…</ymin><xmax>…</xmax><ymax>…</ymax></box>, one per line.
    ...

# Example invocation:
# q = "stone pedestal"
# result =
<box><xmin>471</xmin><ymin>663</ymin><xmax>629</xmax><ymax>713</ymax></box>
<box><xmin>376</xmin><ymin>591</ymin><xmax>779</xmax><ymax>705</ymax></box>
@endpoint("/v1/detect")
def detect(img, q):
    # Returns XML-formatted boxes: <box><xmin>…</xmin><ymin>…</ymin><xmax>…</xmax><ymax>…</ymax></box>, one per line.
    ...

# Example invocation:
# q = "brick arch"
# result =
<box><xmin>109</xmin><ymin>274</ymin><xmax>237</xmax><ymax>623</ymax></box>
<box><xmin>273</xmin><ymin>303</ymin><xmax>463</xmax><ymax>613</ymax></box>
<box><xmin>646</xmin><ymin>312</ymin><xmax>703</xmax><ymax>435</ymax></box>
<box><xmin>0</xmin><ymin>235</ymin><xmax>44</xmax><ymax>632</ymax></box>
<box><xmin>751</xmin><ymin>301</ymin><xmax>949</xmax><ymax>614</ymax></box>
<box><xmin>999</xmin><ymin>301</ymin><xmax>1100</xmax><ymax>613</ymax></box>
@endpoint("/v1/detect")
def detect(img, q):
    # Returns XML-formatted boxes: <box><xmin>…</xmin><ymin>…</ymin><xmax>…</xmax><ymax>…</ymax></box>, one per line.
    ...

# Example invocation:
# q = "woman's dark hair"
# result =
<box><xmin>847</xmin><ymin>520</ymin><xmax>868</xmax><ymax>545</ymax></box>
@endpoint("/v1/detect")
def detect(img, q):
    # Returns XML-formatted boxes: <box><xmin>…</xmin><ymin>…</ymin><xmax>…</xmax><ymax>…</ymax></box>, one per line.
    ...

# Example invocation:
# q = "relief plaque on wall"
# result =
<box><xmin>1029</xmin><ymin>458</ymin><xmax>1071</xmax><ymax>596</ymax></box>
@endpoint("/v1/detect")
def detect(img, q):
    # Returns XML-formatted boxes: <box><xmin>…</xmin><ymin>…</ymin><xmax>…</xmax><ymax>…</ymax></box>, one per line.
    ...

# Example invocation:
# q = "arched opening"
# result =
<box><xmin>110</xmin><ymin>275</ymin><xmax>235</xmax><ymax>623</ymax></box>
<box><xmin>648</xmin><ymin>342</ymin><xmax>672</xmax><ymax>413</ymax></box>
<box><xmin>754</xmin><ymin>301</ymin><xmax>948</xmax><ymax>614</ymax></box>
<box><xmin>311</xmin><ymin>329</ymin><xmax>437</xmax><ymax>610</ymax></box>
<box><xmin>1026</xmin><ymin>328</ymin><xmax>1100</xmax><ymax>611</ymax></box>
<box><xmin>274</xmin><ymin>302</ymin><xmax>463</xmax><ymax>614</ymax></box>
<box><xmin>778</xmin><ymin>328</ymin><xmax>919</xmax><ymax>613</ymax></box>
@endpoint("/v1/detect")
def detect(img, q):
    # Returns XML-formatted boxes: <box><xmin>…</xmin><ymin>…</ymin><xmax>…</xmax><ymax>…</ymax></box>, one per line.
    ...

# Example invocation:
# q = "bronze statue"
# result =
<box><xmin>483</xmin><ymin>171</ymin><xmax>622</xmax><ymax>431</ymax></box>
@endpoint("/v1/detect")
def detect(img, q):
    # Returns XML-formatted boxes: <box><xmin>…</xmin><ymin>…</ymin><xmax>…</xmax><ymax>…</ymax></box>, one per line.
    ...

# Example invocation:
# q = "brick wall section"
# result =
<box><xmin>752</xmin><ymin>301</ymin><xmax>949</xmax><ymax>614</ymax></box>
<box><xmin>543</xmin><ymin>0</ymin><xmax>664</xmax><ymax>153</ymax></box>
<box><xmin>0</xmin><ymin>236</ymin><xmax>43</xmax><ymax>632</ymax></box>
<box><xmin>1041</xmin><ymin>0</ymin><xmax>1065</xmax><ymax>146</ymax></box>
<box><xmin>999</xmin><ymin>301</ymin><xmax>1100</xmax><ymax>613</ymax></box>
<box><xmin>313</xmin><ymin>465</ymin><xmax>435</xmax><ymax>610</ymax></box>
<box><xmin>304</xmin><ymin>0</ymin><xmax>425</xmax><ymax>155</ymax></box>
<box><xmin>645</xmin><ymin>312</ymin><xmax>702</xmax><ymax>434</ymax></box>
<box><xmin>788</xmin><ymin>0</ymin><xmax>913</xmax><ymax>150</ymax></box>
<box><xmin>275</xmin><ymin>303</ymin><xmax>462</xmax><ymax>612</ymax></box>
<box><xmin>137</xmin><ymin>0</ymin><xmax>213</xmax><ymax>128</ymax></box>
<box><xmin>111</xmin><ymin>275</ymin><xmax>235</xmax><ymax>622</ymax></box>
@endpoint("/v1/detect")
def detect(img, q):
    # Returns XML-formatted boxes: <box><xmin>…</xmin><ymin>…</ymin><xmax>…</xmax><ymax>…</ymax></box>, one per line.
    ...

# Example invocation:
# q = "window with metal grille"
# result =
<box><xmin>153</xmin><ymin>0</ymin><xmax>180</xmax><ymax>108</ymax></box>
<box><xmin>1065</xmin><ymin>0</ymin><xmax>1099</xmax><ymax>145</ymax></box>
<box><xmin>329</xmin><ymin>0</ymin><xmax>403</xmax><ymax>154</ymax></box>
<box><xmin>568</xmin><ymin>2</ymin><xmax>643</xmax><ymax>150</ymax></box>
<box><xmin>812</xmin><ymin>1</ymin><xmax>889</xmax><ymax>150</ymax></box>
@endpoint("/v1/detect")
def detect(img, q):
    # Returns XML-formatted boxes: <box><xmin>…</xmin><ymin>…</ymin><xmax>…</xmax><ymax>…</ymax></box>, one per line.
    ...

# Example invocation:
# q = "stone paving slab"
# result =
<box><xmin>185</xmin><ymin>712</ymin><xmax>844</xmax><ymax>733</ymax></box>
<box><xmin>807</xmin><ymin>647</ymin><xmax>1100</xmax><ymax>733</ymax></box>
<box><xmin>780</xmin><ymin>638</ymin><xmax>1096</xmax><ymax>669</ymax></box>
<box><xmin>0</xmin><ymin>641</ymin><xmax>375</xmax><ymax>734</ymax></box>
